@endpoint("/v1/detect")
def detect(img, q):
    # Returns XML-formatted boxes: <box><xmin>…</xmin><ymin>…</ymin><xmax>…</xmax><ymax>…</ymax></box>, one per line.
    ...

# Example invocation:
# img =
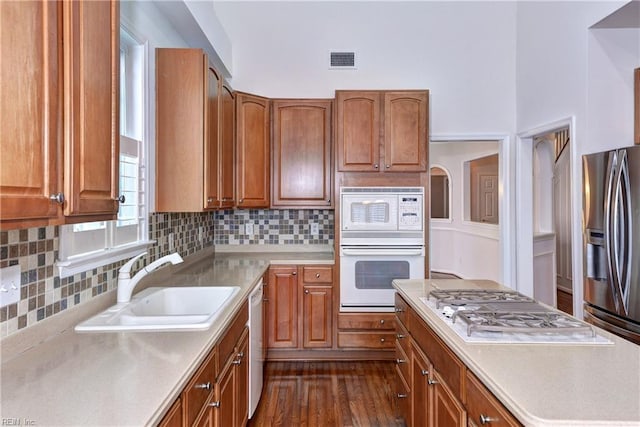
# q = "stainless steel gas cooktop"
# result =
<box><xmin>421</xmin><ymin>289</ymin><xmax>610</xmax><ymax>344</ymax></box>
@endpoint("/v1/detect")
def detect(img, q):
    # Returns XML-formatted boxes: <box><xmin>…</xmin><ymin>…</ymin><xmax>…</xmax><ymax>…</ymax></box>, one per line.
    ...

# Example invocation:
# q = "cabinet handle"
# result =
<box><xmin>315</xmin><ymin>273</ymin><xmax>321</xmax><ymax>278</ymax></box>
<box><xmin>374</xmin><ymin>164</ymin><xmax>379</xmax><ymax>169</ymax></box>
<box><xmin>327</xmin><ymin>199</ymin><xmax>331</xmax><ymax>204</ymax></box>
<box><xmin>49</xmin><ymin>193</ymin><xmax>65</xmax><ymax>204</ymax></box>
<box><xmin>239</xmin><ymin>199</ymin><xmax>244</xmax><ymax>203</ymax></box>
<box><xmin>115</xmin><ymin>195</ymin><xmax>125</xmax><ymax>203</ymax></box>
<box><xmin>380</xmin><ymin>338</ymin><xmax>385</xmax><ymax>343</ymax></box>
<box><xmin>207</xmin><ymin>197</ymin><xmax>213</xmax><ymax>203</ymax></box>
<box><xmin>263</xmin><ymin>298</ymin><xmax>269</xmax><ymax>302</ymax></box>
<box><xmin>194</xmin><ymin>382</ymin><xmax>211</xmax><ymax>390</ymax></box>
<box><xmin>421</xmin><ymin>369</ymin><xmax>429</xmax><ymax>376</ymax></box>
<box><xmin>479</xmin><ymin>414</ymin><xmax>496</xmax><ymax>425</ymax></box>
<box><xmin>237</xmin><ymin>351</ymin><xmax>244</xmax><ymax>358</ymax></box>
<box><xmin>385</xmin><ymin>164</ymin><xmax>390</xmax><ymax>169</ymax></box>
<box><xmin>396</xmin><ymin>393</ymin><xmax>407</xmax><ymax>399</ymax></box>
<box><xmin>304</xmin><ymin>289</ymin><xmax>309</xmax><ymax>294</ymax></box>
<box><xmin>379</xmin><ymin>319</ymin><xmax>385</xmax><ymax>324</ymax></box>
<box><xmin>395</xmin><ymin>308</ymin><xmax>404</xmax><ymax>313</ymax></box>
<box><xmin>209</xmin><ymin>401</ymin><xmax>220</xmax><ymax>408</ymax></box>
<box><xmin>233</xmin><ymin>359</ymin><xmax>242</xmax><ymax>365</ymax></box>
<box><xmin>428</xmin><ymin>379</ymin><xmax>438</xmax><ymax>386</ymax></box>
<box><xmin>396</xmin><ymin>358</ymin><xmax>406</xmax><ymax>364</ymax></box>
<box><xmin>292</xmin><ymin>271</ymin><xmax>297</xmax><ymax>276</ymax></box>
<box><xmin>396</xmin><ymin>334</ymin><xmax>406</xmax><ymax>339</ymax></box>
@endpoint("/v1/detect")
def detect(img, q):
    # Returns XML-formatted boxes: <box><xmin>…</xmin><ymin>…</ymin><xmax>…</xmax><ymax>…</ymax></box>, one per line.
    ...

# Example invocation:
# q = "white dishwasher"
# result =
<box><xmin>248</xmin><ymin>280</ymin><xmax>263</xmax><ymax>418</ymax></box>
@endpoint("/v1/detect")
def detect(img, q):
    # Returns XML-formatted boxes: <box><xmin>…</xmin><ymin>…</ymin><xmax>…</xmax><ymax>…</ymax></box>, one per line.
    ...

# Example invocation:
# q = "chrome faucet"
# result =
<box><xmin>116</xmin><ymin>252</ymin><xmax>184</xmax><ymax>304</ymax></box>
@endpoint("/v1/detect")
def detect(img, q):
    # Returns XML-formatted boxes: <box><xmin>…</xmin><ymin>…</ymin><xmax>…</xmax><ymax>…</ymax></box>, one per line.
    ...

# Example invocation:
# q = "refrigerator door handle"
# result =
<box><xmin>604</xmin><ymin>151</ymin><xmax>622</xmax><ymax>313</ymax></box>
<box><xmin>618</xmin><ymin>150</ymin><xmax>632</xmax><ymax>314</ymax></box>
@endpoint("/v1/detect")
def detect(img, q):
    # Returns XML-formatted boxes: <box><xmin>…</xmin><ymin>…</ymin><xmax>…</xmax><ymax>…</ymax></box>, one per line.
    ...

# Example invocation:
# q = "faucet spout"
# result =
<box><xmin>117</xmin><ymin>252</ymin><xmax>184</xmax><ymax>304</ymax></box>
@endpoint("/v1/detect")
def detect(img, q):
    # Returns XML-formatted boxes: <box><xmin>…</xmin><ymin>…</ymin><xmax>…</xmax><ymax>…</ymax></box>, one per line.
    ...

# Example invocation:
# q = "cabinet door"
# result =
<box><xmin>213</xmin><ymin>362</ymin><xmax>235</xmax><ymax>427</ymax></box>
<box><xmin>272</xmin><ymin>100</ymin><xmax>333</xmax><ymax>208</ymax></box>
<box><xmin>302</xmin><ymin>285</ymin><xmax>333</xmax><ymax>348</ymax></box>
<box><xmin>204</xmin><ymin>67</ymin><xmax>221</xmax><ymax>209</ymax></box>
<box><xmin>63</xmin><ymin>0</ymin><xmax>119</xmax><ymax>217</ymax></box>
<box><xmin>395</xmin><ymin>365</ymin><xmax>411</xmax><ymax>426</ymax></box>
<box><xmin>383</xmin><ymin>91</ymin><xmax>428</xmax><ymax>172</ymax></box>
<box><xmin>266</xmin><ymin>266</ymin><xmax>298</xmax><ymax>348</ymax></box>
<box><xmin>236</xmin><ymin>93</ymin><xmax>270</xmax><ymax>208</ymax></box>
<box><xmin>432</xmin><ymin>371</ymin><xmax>466</xmax><ymax>427</ymax></box>
<box><xmin>219</xmin><ymin>84</ymin><xmax>235</xmax><ymax>208</ymax></box>
<box><xmin>235</xmin><ymin>330</ymin><xmax>249</xmax><ymax>427</ymax></box>
<box><xmin>0</xmin><ymin>0</ymin><xmax>62</xmax><ymax>224</ymax></box>
<box><xmin>158</xmin><ymin>398</ymin><xmax>182</xmax><ymax>427</ymax></box>
<box><xmin>412</xmin><ymin>344</ymin><xmax>431</xmax><ymax>427</ymax></box>
<box><xmin>336</xmin><ymin>91</ymin><xmax>381</xmax><ymax>172</ymax></box>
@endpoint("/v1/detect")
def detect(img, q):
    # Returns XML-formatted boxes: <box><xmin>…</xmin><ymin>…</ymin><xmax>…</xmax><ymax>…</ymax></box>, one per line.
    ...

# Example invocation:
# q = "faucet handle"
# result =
<box><xmin>119</xmin><ymin>252</ymin><xmax>148</xmax><ymax>278</ymax></box>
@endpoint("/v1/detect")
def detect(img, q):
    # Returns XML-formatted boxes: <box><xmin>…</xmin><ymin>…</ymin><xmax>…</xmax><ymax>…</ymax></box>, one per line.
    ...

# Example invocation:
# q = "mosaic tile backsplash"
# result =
<box><xmin>0</xmin><ymin>208</ymin><xmax>333</xmax><ymax>338</ymax></box>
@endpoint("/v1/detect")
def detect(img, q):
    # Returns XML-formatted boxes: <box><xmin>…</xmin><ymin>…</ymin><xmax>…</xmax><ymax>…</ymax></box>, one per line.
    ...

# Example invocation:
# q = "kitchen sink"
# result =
<box><xmin>75</xmin><ymin>286</ymin><xmax>240</xmax><ymax>332</ymax></box>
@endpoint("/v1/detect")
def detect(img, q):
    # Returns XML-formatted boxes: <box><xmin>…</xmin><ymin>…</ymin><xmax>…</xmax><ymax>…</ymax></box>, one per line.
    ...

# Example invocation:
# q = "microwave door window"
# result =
<box><xmin>355</xmin><ymin>261</ymin><xmax>410</xmax><ymax>289</ymax></box>
<box><xmin>350</xmin><ymin>202</ymin><xmax>390</xmax><ymax>224</ymax></box>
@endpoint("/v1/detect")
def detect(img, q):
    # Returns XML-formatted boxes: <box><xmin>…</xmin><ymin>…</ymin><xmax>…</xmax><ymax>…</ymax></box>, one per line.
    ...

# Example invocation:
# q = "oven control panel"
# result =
<box><xmin>398</xmin><ymin>194</ymin><xmax>423</xmax><ymax>230</ymax></box>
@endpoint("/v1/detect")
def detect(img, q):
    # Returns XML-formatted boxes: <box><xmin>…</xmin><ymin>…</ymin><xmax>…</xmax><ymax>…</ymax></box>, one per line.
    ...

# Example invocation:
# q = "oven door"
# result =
<box><xmin>340</xmin><ymin>246</ymin><xmax>425</xmax><ymax>312</ymax></box>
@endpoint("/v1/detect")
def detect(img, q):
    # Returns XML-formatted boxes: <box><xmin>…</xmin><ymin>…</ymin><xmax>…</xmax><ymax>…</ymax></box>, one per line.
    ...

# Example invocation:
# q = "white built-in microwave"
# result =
<box><xmin>340</xmin><ymin>187</ymin><xmax>424</xmax><ymax>246</ymax></box>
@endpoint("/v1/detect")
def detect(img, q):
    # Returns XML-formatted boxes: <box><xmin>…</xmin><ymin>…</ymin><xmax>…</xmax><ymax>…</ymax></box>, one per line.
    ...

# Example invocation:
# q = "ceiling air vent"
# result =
<box><xmin>329</xmin><ymin>51</ymin><xmax>356</xmax><ymax>69</ymax></box>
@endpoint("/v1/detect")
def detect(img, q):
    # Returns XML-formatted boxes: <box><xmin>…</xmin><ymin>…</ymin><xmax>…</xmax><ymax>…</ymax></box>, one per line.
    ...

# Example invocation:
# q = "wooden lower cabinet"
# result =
<box><xmin>266</xmin><ymin>266</ymin><xmax>299</xmax><ymax>348</ymax></box>
<box><xmin>158</xmin><ymin>302</ymin><xmax>249</xmax><ymax>427</ymax></box>
<box><xmin>394</xmin><ymin>293</ymin><xmax>521</xmax><ymax>427</ymax></box>
<box><xmin>303</xmin><ymin>285</ymin><xmax>333</xmax><ymax>348</ymax></box>
<box><xmin>337</xmin><ymin>312</ymin><xmax>396</xmax><ymax>353</ymax></box>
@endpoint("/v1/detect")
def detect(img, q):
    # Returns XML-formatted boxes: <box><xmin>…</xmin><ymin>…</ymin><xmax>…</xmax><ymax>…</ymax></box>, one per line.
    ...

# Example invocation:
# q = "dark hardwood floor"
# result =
<box><xmin>248</xmin><ymin>361</ymin><xmax>403</xmax><ymax>427</ymax></box>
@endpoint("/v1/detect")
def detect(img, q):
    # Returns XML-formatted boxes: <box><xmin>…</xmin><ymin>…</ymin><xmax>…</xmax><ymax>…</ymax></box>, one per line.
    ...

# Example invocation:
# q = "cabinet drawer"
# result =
<box><xmin>394</xmin><ymin>293</ymin><xmax>410</xmax><ymax>329</ymax></box>
<box><xmin>466</xmin><ymin>371</ymin><xmax>522</xmax><ymax>427</ymax></box>
<box><xmin>395</xmin><ymin>340</ymin><xmax>410</xmax><ymax>384</ymax></box>
<box><xmin>302</xmin><ymin>266</ymin><xmax>333</xmax><ymax>283</ymax></box>
<box><xmin>219</xmin><ymin>301</ymin><xmax>249</xmax><ymax>368</ymax></box>
<box><xmin>395</xmin><ymin>320</ymin><xmax>411</xmax><ymax>359</ymax></box>
<box><xmin>183</xmin><ymin>349</ymin><xmax>217</xmax><ymax>427</ymax></box>
<box><xmin>338</xmin><ymin>313</ymin><xmax>396</xmax><ymax>330</ymax></box>
<box><xmin>338</xmin><ymin>331</ymin><xmax>395</xmax><ymax>349</ymax></box>
<box><xmin>409</xmin><ymin>307</ymin><xmax>465</xmax><ymax>401</ymax></box>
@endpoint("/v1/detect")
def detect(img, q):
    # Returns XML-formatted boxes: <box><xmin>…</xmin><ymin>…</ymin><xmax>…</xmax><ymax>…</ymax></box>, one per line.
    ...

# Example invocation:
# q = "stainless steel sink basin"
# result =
<box><xmin>75</xmin><ymin>286</ymin><xmax>240</xmax><ymax>332</ymax></box>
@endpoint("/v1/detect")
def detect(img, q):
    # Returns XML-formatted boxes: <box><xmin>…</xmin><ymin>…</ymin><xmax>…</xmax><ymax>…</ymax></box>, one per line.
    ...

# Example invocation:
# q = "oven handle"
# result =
<box><xmin>340</xmin><ymin>247</ymin><xmax>424</xmax><ymax>256</ymax></box>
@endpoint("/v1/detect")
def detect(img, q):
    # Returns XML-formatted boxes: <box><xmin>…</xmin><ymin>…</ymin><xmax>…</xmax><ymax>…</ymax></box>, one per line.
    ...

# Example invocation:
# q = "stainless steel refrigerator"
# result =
<box><xmin>583</xmin><ymin>145</ymin><xmax>640</xmax><ymax>345</ymax></box>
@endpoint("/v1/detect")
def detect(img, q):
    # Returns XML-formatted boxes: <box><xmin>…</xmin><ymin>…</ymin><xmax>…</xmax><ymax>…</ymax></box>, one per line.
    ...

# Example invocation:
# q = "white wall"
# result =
<box><xmin>430</xmin><ymin>141</ymin><xmax>500</xmax><ymax>281</ymax></box>
<box><xmin>213</xmin><ymin>1</ymin><xmax>517</xmax><ymax>136</ymax></box>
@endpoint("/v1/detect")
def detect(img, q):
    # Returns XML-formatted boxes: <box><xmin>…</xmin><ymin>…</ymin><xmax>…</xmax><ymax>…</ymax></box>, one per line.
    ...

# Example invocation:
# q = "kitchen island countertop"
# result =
<box><xmin>0</xmin><ymin>246</ymin><xmax>333</xmax><ymax>426</ymax></box>
<box><xmin>393</xmin><ymin>278</ymin><xmax>640</xmax><ymax>427</ymax></box>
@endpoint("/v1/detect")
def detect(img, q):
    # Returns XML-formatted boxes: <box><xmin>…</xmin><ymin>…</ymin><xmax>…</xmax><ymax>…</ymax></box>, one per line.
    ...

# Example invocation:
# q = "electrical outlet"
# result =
<box><xmin>169</xmin><ymin>233</ymin><xmax>175</xmax><ymax>251</ymax></box>
<box><xmin>0</xmin><ymin>265</ymin><xmax>21</xmax><ymax>308</ymax></box>
<box><xmin>310</xmin><ymin>223</ymin><xmax>319</xmax><ymax>236</ymax></box>
<box><xmin>245</xmin><ymin>223</ymin><xmax>254</xmax><ymax>236</ymax></box>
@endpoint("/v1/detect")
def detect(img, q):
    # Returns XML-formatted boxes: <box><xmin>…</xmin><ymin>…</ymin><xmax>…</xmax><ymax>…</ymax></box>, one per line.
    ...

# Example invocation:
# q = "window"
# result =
<box><xmin>430</xmin><ymin>166</ymin><xmax>450</xmax><ymax>220</ymax></box>
<box><xmin>57</xmin><ymin>27</ymin><xmax>150</xmax><ymax>277</ymax></box>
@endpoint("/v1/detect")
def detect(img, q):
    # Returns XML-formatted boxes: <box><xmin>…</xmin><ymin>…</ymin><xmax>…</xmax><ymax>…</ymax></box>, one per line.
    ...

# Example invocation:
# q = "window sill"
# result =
<box><xmin>56</xmin><ymin>240</ymin><xmax>155</xmax><ymax>278</ymax></box>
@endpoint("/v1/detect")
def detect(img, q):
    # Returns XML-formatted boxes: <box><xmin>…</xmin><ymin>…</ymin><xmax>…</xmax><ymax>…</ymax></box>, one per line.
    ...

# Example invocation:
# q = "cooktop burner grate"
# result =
<box><xmin>428</xmin><ymin>289</ymin><xmax>535</xmax><ymax>308</ymax></box>
<box><xmin>452</xmin><ymin>310</ymin><xmax>596</xmax><ymax>337</ymax></box>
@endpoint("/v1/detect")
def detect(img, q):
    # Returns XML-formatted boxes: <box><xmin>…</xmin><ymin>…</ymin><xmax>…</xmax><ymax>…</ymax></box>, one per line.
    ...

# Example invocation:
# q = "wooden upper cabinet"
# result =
<box><xmin>63</xmin><ymin>0</ymin><xmax>120</xmax><ymax>218</ymax></box>
<box><xmin>336</xmin><ymin>90</ymin><xmax>428</xmax><ymax>173</ymax></box>
<box><xmin>219</xmin><ymin>84</ymin><xmax>235</xmax><ymax>208</ymax></box>
<box><xmin>272</xmin><ymin>99</ymin><xmax>333</xmax><ymax>208</ymax></box>
<box><xmin>156</xmin><ymin>49</ymin><xmax>232</xmax><ymax>212</ymax></box>
<box><xmin>336</xmin><ymin>91</ymin><xmax>381</xmax><ymax>172</ymax></box>
<box><xmin>1</xmin><ymin>0</ymin><xmax>120</xmax><ymax>228</ymax></box>
<box><xmin>236</xmin><ymin>93</ymin><xmax>270</xmax><ymax>208</ymax></box>
<box><xmin>0</xmin><ymin>0</ymin><xmax>62</xmax><ymax>225</ymax></box>
<box><xmin>205</xmin><ymin>67</ymin><xmax>221</xmax><ymax>209</ymax></box>
<box><xmin>384</xmin><ymin>91</ymin><xmax>428</xmax><ymax>172</ymax></box>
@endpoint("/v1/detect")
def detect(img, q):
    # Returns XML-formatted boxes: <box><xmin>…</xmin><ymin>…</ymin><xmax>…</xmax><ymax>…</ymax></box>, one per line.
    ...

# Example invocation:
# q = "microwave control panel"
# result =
<box><xmin>398</xmin><ymin>194</ymin><xmax>423</xmax><ymax>230</ymax></box>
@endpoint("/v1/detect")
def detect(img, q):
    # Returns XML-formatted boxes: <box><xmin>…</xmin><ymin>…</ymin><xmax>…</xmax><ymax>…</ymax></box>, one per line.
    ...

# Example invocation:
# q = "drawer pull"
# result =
<box><xmin>237</xmin><ymin>351</ymin><xmax>244</xmax><ymax>358</ymax></box>
<box><xmin>428</xmin><ymin>379</ymin><xmax>438</xmax><ymax>386</ymax></box>
<box><xmin>396</xmin><ymin>393</ymin><xmax>407</xmax><ymax>398</ymax></box>
<box><xmin>304</xmin><ymin>289</ymin><xmax>309</xmax><ymax>294</ymax></box>
<box><xmin>479</xmin><ymin>414</ymin><xmax>496</xmax><ymax>425</ymax></box>
<box><xmin>316</xmin><ymin>273</ymin><xmax>321</xmax><ymax>278</ymax></box>
<box><xmin>292</xmin><ymin>271</ymin><xmax>297</xmax><ymax>276</ymax></box>
<box><xmin>395</xmin><ymin>308</ymin><xmax>404</xmax><ymax>313</ymax></box>
<box><xmin>209</xmin><ymin>401</ymin><xmax>220</xmax><ymax>408</ymax></box>
<box><xmin>380</xmin><ymin>338</ymin><xmax>385</xmax><ymax>343</ymax></box>
<box><xmin>379</xmin><ymin>319</ymin><xmax>385</xmax><ymax>324</ymax></box>
<box><xmin>396</xmin><ymin>358</ymin><xmax>406</xmax><ymax>364</ymax></box>
<box><xmin>421</xmin><ymin>369</ymin><xmax>429</xmax><ymax>376</ymax></box>
<box><xmin>396</xmin><ymin>333</ymin><xmax>406</xmax><ymax>339</ymax></box>
<box><xmin>194</xmin><ymin>382</ymin><xmax>211</xmax><ymax>390</ymax></box>
<box><xmin>233</xmin><ymin>359</ymin><xmax>242</xmax><ymax>365</ymax></box>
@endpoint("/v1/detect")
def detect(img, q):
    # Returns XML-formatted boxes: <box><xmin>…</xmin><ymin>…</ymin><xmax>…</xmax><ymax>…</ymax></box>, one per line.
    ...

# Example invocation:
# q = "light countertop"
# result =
<box><xmin>0</xmin><ymin>246</ymin><xmax>333</xmax><ymax>426</ymax></box>
<box><xmin>393</xmin><ymin>278</ymin><xmax>640</xmax><ymax>427</ymax></box>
